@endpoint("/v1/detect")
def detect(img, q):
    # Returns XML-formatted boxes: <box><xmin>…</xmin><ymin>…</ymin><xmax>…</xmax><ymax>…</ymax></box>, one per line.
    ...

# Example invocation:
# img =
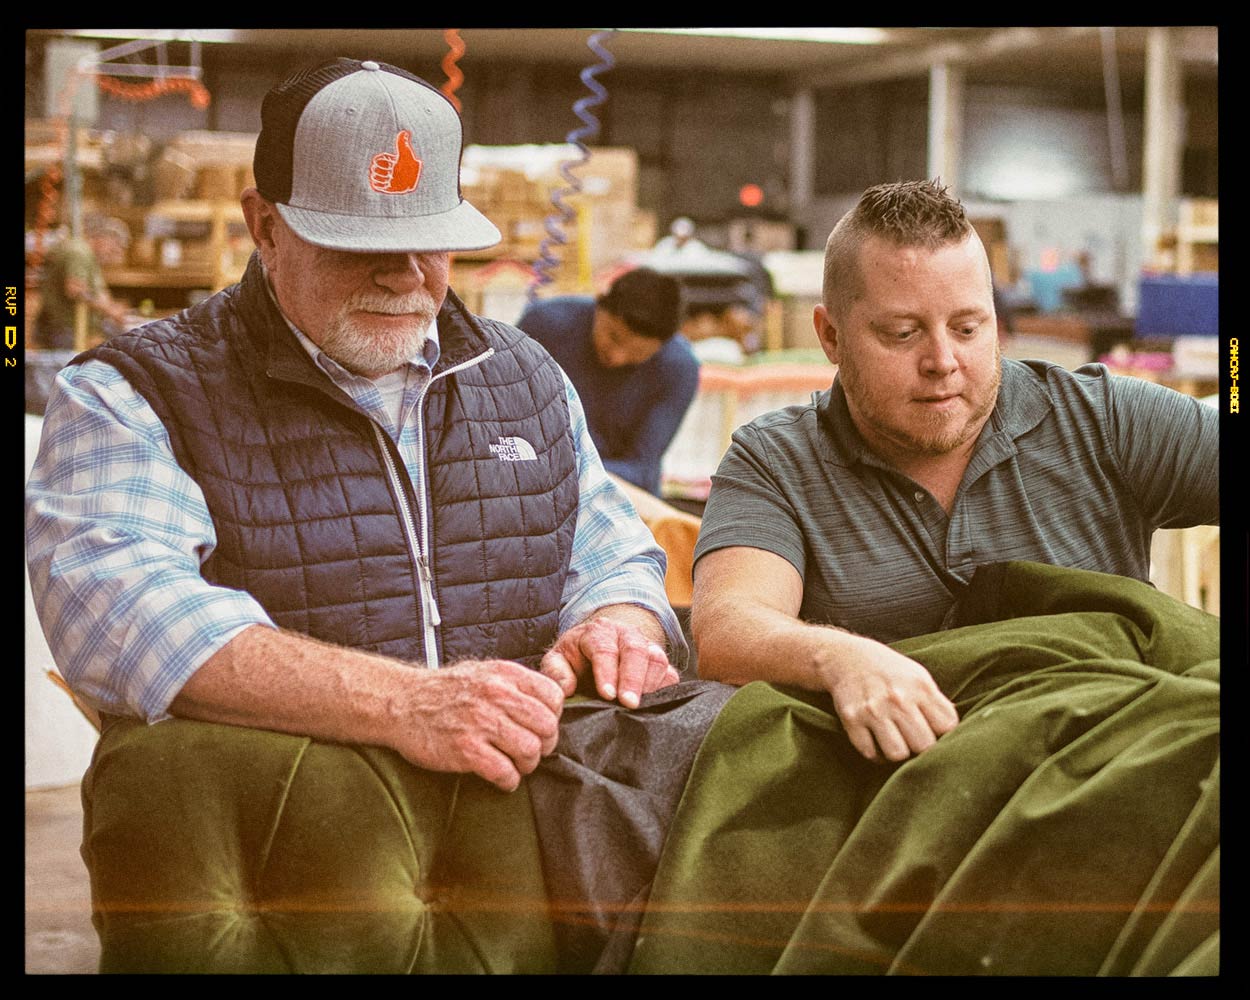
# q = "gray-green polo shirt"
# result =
<box><xmin>693</xmin><ymin>358</ymin><xmax>1219</xmax><ymax>643</ymax></box>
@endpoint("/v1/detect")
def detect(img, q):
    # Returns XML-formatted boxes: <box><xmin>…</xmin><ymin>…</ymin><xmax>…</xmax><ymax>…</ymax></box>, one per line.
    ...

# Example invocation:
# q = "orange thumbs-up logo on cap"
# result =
<box><xmin>369</xmin><ymin>130</ymin><xmax>422</xmax><ymax>194</ymax></box>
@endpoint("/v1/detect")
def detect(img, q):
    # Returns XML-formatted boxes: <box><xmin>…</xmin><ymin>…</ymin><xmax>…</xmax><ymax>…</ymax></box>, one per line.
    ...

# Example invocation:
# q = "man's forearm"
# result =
<box><xmin>169</xmin><ymin>624</ymin><xmax>424</xmax><ymax>749</ymax></box>
<box><xmin>180</xmin><ymin>611</ymin><xmax>672</xmax><ymax>736</ymax></box>
<box><xmin>693</xmin><ymin>590</ymin><xmax>959</xmax><ymax>762</ymax></box>
<box><xmin>170</xmin><ymin>624</ymin><xmax>568</xmax><ymax>792</ymax></box>
<box><xmin>693</xmin><ymin>594</ymin><xmax>863</xmax><ymax>692</ymax></box>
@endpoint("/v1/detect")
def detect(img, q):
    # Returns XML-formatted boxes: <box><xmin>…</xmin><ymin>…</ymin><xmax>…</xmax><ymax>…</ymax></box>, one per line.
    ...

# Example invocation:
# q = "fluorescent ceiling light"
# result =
<box><xmin>622</xmin><ymin>27</ymin><xmax>890</xmax><ymax>44</ymax></box>
<box><xmin>56</xmin><ymin>29</ymin><xmax>239</xmax><ymax>44</ymax></box>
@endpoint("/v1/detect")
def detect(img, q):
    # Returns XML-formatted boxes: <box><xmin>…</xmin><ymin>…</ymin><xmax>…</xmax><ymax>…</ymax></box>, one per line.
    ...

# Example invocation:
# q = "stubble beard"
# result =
<box><xmin>840</xmin><ymin>342</ymin><xmax>1002</xmax><ymax>460</ymax></box>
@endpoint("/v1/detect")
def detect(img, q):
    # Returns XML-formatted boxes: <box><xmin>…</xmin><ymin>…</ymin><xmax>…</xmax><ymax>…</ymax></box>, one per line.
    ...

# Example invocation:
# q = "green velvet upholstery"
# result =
<box><xmin>630</xmin><ymin>562</ymin><xmax>1220</xmax><ymax>975</ymax></box>
<box><xmin>82</xmin><ymin>718</ymin><xmax>558</xmax><ymax>974</ymax></box>
<box><xmin>80</xmin><ymin>562</ymin><xmax>1219</xmax><ymax>975</ymax></box>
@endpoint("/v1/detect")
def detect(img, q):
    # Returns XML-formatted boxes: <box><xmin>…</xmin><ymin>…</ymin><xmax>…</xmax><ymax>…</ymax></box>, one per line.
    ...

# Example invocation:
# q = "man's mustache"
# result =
<box><xmin>343</xmin><ymin>292</ymin><xmax>438</xmax><ymax>315</ymax></box>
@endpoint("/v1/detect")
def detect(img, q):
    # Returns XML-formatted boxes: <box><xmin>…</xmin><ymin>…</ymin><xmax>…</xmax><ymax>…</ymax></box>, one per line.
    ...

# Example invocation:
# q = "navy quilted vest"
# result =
<box><xmin>78</xmin><ymin>255</ymin><xmax>579</xmax><ymax>669</ymax></box>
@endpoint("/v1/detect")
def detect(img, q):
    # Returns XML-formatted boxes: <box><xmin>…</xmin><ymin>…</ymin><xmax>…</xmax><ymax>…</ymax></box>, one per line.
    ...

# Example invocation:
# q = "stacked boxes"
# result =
<box><xmin>457</xmin><ymin>145</ymin><xmax>651</xmax><ymax>296</ymax></box>
<box><xmin>970</xmin><ymin>216</ymin><xmax>1015</xmax><ymax>287</ymax></box>
<box><xmin>166</xmin><ymin>130</ymin><xmax>258</xmax><ymax>202</ymax></box>
<box><xmin>1176</xmin><ymin>198</ymin><xmax>1218</xmax><ymax>275</ymax></box>
<box><xmin>34</xmin><ymin>128</ymin><xmax>651</xmax><ymax>309</ymax></box>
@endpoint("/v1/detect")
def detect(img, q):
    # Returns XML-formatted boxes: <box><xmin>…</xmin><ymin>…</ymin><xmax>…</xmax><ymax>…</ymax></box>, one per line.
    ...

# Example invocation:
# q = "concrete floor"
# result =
<box><xmin>25</xmin><ymin>783</ymin><xmax>100</xmax><ymax>974</ymax></box>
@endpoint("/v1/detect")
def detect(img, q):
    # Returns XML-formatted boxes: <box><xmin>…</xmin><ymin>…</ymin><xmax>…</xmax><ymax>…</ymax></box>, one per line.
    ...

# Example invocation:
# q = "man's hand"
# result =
<box><xmin>541</xmin><ymin>612</ymin><xmax>679</xmax><ymax>708</ymax></box>
<box><xmin>173</xmin><ymin>628</ymin><xmax>565</xmax><ymax>794</ymax></box>
<box><xmin>387</xmin><ymin>659</ymin><xmax>565</xmax><ymax>792</ymax></box>
<box><xmin>817</xmin><ymin>634</ymin><xmax>959</xmax><ymax>763</ymax></box>
<box><xmin>693</xmin><ymin>547</ymin><xmax>959</xmax><ymax>765</ymax></box>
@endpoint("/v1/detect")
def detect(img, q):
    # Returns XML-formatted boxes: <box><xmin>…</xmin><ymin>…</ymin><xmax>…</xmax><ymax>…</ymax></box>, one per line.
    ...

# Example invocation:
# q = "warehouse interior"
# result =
<box><xmin>24</xmin><ymin>26</ymin><xmax>1220</xmax><ymax>974</ymax></box>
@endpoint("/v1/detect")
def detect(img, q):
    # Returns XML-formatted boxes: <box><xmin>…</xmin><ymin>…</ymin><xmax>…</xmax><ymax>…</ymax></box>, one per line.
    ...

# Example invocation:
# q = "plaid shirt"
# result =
<box><xmin>26</xmin><ymin>323</ymin><xmax>684</xmax><ymax>722</ymax></box>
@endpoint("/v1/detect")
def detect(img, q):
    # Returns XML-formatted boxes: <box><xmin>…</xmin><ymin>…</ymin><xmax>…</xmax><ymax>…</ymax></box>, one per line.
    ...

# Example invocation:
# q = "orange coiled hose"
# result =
<box><xmin>28</xmin><ymin>73</ymin><xmax>211</xmax><ymax>272</ymax></box>
<box><xmin>441</xmin><ymin>29</ymin><xmax>465</xmax><ymax>113</ymax></box>
<box><xmin>29</xmin><ymin>162</ymin><xmax>64</xmax><ymax>270</ymax></box>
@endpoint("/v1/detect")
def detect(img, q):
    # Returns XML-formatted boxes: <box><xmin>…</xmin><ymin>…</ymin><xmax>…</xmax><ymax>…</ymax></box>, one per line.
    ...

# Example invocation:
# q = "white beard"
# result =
<box><xmin>316</xmin><ymin>289</ymin><xmax>439</xmax><ymax>378</ymax></box>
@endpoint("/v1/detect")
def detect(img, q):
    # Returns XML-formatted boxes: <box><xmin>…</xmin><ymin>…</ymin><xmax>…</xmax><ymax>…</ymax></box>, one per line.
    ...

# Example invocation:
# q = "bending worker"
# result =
<box><xmin>516</xmin><ymin>266</ymin><xmax>699</xmax><ymax>496</ymax></box>
<box><xmin>32</xmin><ymin>214</ymin><xmax>130</xmax><ymax>350</ymax></box>
<box><xmin>26</xmin><ymin>57</ymin><xmax>685</xmax><ymax>794</ymax></box>
<box><xmin>691</xmin><ymin>179</ymin><xmax>1218</xmax><ymax>766</ymax></box>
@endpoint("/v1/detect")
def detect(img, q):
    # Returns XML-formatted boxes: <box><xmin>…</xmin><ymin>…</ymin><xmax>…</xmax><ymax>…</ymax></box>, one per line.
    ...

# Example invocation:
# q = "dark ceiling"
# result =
<box><xmin>27</xmin><ymin>26</ymin><xmax>1218</xmax><ymax>93</ymax></box>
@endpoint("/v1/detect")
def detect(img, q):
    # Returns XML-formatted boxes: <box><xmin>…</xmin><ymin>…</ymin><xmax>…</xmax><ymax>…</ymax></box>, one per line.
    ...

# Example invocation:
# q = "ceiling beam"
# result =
<box><xmin>801</xmin><ymin>26</ymin><xmax>1104</xmax><ymax>88</ymax></box>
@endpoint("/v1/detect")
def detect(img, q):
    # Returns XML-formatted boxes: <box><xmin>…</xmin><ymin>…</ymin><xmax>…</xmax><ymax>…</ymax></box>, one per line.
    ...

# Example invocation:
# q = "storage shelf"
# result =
<box><xmin>102</xmin><ymin>268</ymin><xmax>221</xmax><ymax>289</ymax></box>
<box><xmin>1176</xmin><ymin>198</ymin><xmax>1218</xmax><ymax>276</ymax></box>
<box><xmin>96</xmin><ymin>199</ymin><xmax>249</xmax><ymax>296</ymax></box>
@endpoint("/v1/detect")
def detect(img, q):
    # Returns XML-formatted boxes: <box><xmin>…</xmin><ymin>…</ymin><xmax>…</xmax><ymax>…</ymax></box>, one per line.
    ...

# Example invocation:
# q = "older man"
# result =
<box><xmin>691</xmin><ymin>179</ymin><xmax>1218</xmax><ymax>765</ymax></box>
<box><xmin>25</xmin><ymin>57</ymin><xmax>683</xmax><ymax>794</ymax></box>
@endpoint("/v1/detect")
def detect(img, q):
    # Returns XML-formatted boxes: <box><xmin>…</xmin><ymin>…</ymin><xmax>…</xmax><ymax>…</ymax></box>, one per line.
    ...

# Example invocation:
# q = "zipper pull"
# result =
<box><xmin>418</xmin><ymin>556</ymin><xmax>442</xmax><ymax>626</ymax></box>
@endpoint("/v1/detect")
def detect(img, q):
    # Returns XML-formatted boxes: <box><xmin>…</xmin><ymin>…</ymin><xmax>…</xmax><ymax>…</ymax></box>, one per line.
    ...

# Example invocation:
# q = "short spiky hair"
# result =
<box><xmin>822</xmin><ymin>178</ymin><xmax>974</xmax><ymax>316</ymax></box>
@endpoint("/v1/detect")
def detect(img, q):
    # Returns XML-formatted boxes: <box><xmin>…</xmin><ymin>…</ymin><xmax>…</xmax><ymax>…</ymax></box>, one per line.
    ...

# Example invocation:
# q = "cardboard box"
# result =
<box><xmin>168</xmin><ymin>130</ymin><xmax>258</xmax><ymax>167</ymax></box>
<box><xmin>728</xmin><ymin>219</ymin><xmax>796</xmax><ymax>255</ymax></box>
<box><xmin>195</xmin><ymin>165</ymin><xmax>240</xmax><ymax>200</ymax></box>
<box><xmin>1180</xmin><ymin>198</ymin><xmax>1218</xmax><ymax>231</ymax></box>
<box><xmin>781</xmin><ymin>296</ymin><xmax>824</xmax><ymax>351</ymax></box>
<box><xmin>631</xmin><ymin>210</ymin><xmax>658</xmax><ymax>252</ymax></box>
<box><xmin>152</xmin><ymin>148</ymin><xmax>198</xmax><ymax>201</ymax></box>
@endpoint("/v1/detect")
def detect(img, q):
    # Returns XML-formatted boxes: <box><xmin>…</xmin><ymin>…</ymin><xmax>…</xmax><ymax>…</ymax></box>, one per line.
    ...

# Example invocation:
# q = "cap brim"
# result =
<box><xmin>276</xmin><ymin>198</ymin><xmax>502</xmax><ymax>253</ymax></box>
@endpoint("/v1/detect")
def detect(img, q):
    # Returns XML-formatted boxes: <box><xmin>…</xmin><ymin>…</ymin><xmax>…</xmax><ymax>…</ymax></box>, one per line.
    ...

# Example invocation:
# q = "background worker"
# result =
<box><xmin>33</xmin><ymin>215</ymin><xmax>130</xmax><ymax>350</ymax></box>
<box><xmin>516</xmin><ymin>266</ymin><xmax>699</xmax><ymax>496</ymax></box>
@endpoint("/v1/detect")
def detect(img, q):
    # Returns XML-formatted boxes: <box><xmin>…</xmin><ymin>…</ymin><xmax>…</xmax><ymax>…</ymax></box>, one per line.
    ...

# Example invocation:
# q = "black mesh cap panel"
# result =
<box><xmin>253</xmin><ymin>57</ymin><xmax>450</xmax><ymax>204</ymax></box>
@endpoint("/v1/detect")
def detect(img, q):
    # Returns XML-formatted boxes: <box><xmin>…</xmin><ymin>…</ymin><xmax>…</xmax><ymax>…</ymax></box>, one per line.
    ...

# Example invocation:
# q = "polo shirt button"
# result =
<box><xmin>913</xmin><ymin>490</ymin><xmax>925</xmax><ymax>502</ymax></box>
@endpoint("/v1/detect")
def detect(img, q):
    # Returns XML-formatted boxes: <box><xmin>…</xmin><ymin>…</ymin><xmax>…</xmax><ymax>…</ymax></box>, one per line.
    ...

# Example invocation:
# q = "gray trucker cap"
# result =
<box><xmin>253</xmin><ymin>57</ymin><xmax>500</xmax><ymax>253</ymax></box>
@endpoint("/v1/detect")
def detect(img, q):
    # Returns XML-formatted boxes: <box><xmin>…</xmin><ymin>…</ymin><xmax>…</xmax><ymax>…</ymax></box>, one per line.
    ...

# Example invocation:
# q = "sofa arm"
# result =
<box><xmin>81</xmin><ymin>716</ymin><xmax>559</xmax><ymax>973</ymax></box>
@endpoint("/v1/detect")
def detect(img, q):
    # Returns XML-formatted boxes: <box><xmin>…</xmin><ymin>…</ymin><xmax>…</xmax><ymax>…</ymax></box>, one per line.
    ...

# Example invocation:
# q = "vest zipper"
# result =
<box><xmin>371</xmin><ymin>422</ymin><xmax>441</xmax><ymax>669</ymax></box>
<box><xmin>373</xmin><ymin>346</ymin><xmax>496</xmax><ymax>671</ymax></box>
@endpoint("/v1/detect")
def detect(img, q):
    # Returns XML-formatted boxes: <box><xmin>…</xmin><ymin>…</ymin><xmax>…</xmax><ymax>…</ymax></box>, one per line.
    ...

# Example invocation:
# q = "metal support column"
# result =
<box><xmin>788</xmin><ymin>86</ymin><xmax>815</xmax><ymax>246</ymax></box>
<box><xmin>1141</xmin><ymin>26</ymin><xmax>1184</xmax><ymax>266</ymax></box>
<box><xmin>927</xmin><ymin>61</ymin><xmax>965</xmax><ymax>194</ymax></box>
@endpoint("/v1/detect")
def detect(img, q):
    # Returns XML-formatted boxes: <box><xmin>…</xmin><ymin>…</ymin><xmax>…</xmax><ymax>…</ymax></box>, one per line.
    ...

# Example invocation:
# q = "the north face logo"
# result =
<box><xmin>489</xmin><ymin>436</ymin><xmax>538</xmax><ymax>462</ymax></box>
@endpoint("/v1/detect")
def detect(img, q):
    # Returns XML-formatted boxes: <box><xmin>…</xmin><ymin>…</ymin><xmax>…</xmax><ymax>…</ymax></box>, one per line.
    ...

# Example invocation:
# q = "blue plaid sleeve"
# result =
<box><xmin>24</xmin><ymin>361</ymin><xmax>275</xmax><ymax>722</ymax></box>
<box><xmin>557</xmin><ymin>373</ymin><xmax>688</xmax><ymax>665</ymax></box>
<box><xmin>25</xmin><ymin>360</ymin><xmax>687</xmax><ymax>723</ymax></box>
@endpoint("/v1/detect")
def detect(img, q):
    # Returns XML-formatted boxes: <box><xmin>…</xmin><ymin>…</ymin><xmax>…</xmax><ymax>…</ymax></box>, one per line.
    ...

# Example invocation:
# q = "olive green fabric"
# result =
<box><xmin>629</xmin><ymin>561</ymin><xmax>1220</xmax><ymax>975</ymax></box>
<box><xmin>79</xmin><ymin>561</ymin><xmax>1218</xmax><ymax>975</ymax></box>
<box><xmin>82</xmin><ymin>719</ymin><xmax>558</xmax><ymax>973</ymax></box>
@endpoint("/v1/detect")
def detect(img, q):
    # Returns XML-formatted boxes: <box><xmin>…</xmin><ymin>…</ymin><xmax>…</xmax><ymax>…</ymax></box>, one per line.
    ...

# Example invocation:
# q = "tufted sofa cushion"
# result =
<box><xmin>81</xmin><ymin>716</ymin><xmax>559</xmax><ymax>973</ymax></box>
